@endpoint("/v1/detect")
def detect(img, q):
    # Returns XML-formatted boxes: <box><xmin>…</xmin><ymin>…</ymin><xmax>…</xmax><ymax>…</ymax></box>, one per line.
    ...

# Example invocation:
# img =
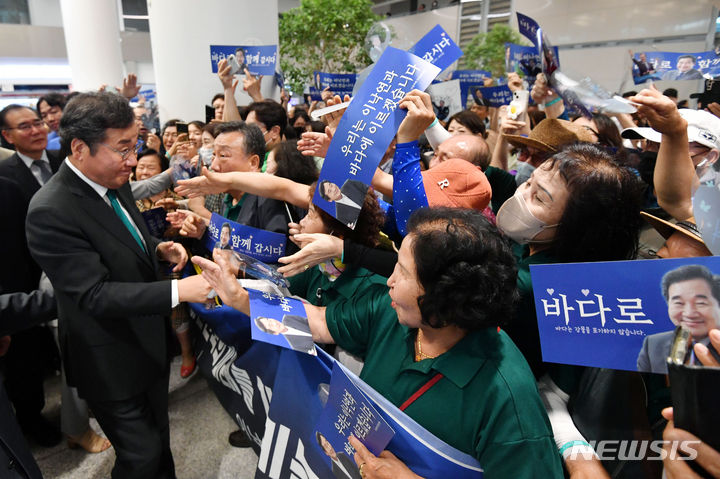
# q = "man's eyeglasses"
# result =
<box><xmin>99</xmin><ymin>143</ymin><xmax>142</xmax><ymax>161</ymax></box>
<box><xmin>2</xmin><ymin>120</ymin><xmax>46</xmax><ymax>132</ymax></box>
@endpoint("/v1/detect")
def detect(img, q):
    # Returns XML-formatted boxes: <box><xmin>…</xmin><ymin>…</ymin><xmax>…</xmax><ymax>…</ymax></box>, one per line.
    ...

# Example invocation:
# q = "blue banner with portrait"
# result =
<box><xmin>313</xmin><ymin>46</ymin><xmax>440</xmax><ymax>228</ymax></box>
<box><xmin>247</xmin><ymin>289</ymin><xmax>316</xmax><ymax>356</ymax></box>
<box><xmin>313</xmin><ymin>71</ymin><xmax>357</xmax><ymax>96</ymax></box>
<box><xmin>473</xmin><ymin>85</ymin><xmax>513</xmax><ymax>108</ymax></box>
<box><xmin>451</xmin><ymin>70</ymin><xmax>491</xmax><ymax>105</ymax></box>
<box><xmin>210</xmin><ymin>45</ymin><xmax>278</xmax><ymax>76</ymax></box>
<box><xmin>631</xmin><ymin>51</ymin><xmax>718</xmax><ymax>84</ymax></box>
<box><xmin>530</xmin><ymin>256</ymin><xmax>720</xmax><ymax>374</ymax></box>
<box><xmin>408</xmin><ymin>24</ymin><xmax>464</xmax><ymax>73</ymax></box>
<box><xmin>204</xmin><ymin>213</ymin><xmax>286</xmax><ymax>263</ymax></box>
<box><xmin>505</xmin><ymin>43</ymin><xmax>558</xmax><ymax>80</ymax></box>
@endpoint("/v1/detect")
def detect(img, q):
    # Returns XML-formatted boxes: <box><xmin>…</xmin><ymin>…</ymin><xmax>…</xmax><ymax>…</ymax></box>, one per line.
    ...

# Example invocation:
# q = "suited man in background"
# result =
<box><xmin>638</xmin><ymin>264</ymin><xmax>720</xmax><ymax>373</ymax></box>
<box><xmin>0</xmin><ymin>105</ymin><xmax>63</xmax><ymax>446</ymax></box>
<box><xmin>26</xmin><ymin>91</ymin><xmax>211</xmax><ymax>478</ymax></box>
<box><xmin>318</xmin><ymin>179</ymin><xmax>367</xmax><ymax>228</ymax></box>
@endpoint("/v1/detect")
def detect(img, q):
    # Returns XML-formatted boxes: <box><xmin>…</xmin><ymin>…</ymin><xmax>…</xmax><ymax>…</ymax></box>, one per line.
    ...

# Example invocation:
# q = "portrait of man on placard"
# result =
<box><xmin>637</xmin><ymin>264</ymin><xmax>720</xmax><ymax>373</ymax></box>
<box><xmin>318</xmin><ymin>179</ymin><xmax>366</xmax><ymax>228</ymax></box>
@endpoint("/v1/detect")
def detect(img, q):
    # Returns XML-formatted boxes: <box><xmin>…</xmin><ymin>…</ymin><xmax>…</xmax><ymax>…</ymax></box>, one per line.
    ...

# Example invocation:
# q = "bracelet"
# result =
<box><xmin>545</xmin><ymin>97</ymin><xmax>562</xmax><ymax>107</ymax></box>
<box><xmin>426</xmin><ymin>117</ymin><xmax>438</xmax><ymax>130</ymax></box>
<box><xmin>558</xmin><ymin>440</ymin><xmax>592</xmax><ymax>457</ymax></box>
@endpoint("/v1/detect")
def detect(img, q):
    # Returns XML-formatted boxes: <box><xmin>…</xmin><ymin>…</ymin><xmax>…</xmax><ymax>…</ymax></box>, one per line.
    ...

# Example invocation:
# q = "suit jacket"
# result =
<box><xmin>331</xmin><ymin>452</ymin><xmax>361</xmax><ymax>479</ymax></box>
<box><xmin>281</xmin><ymin>314</ymin><xmax>314</xmax><ymax>354</ymax></box>
<box><xmin>26</xmin><ymin>162</ymin><xmax>172</xmax><ymax>402</ymax></box>
<box><xmin>637</xmin><ymin>330</ymin><xmax>720</xmax><ymax>374</ymax></box>
<box><xmin>334</xmin><ymin>179</ymin><xmax>367</xmax><ymax>228</ymax></box>
<box><xmin>661</xmin><ymin>69</ymin><xmax>703</xmax><ymax>81</ymax></box>
<box><xmin>0</xmin><ymin>150</ymin><xmax>62</xmax><ymax>204</ymax></box>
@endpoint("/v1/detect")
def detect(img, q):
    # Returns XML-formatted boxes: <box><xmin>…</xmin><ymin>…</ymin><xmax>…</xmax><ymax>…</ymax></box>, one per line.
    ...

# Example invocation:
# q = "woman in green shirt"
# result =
<box><xmin>194</xmin><ymin>207</ymin><xmax>563</xmax><ymax>479</ymax></box>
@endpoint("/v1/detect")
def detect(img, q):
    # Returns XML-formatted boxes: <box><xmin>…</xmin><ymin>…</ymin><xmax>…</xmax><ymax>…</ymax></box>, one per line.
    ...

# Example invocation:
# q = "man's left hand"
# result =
<box><xmin>156</xmin><ymin>241</ymin><xmax>188</xmax><ymax>272</ymax></box>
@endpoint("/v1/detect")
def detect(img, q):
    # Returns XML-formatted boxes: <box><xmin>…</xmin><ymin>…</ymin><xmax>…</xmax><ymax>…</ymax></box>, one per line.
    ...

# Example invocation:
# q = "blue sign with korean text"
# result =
<box><xmin>516</xmin><ymin>13</ymin><xmax>540</xmax><ymax>48</ymax></box>
<box><xmin>140</xmin><ymin>207</ymin><xmax>168</xmax><ymax>239</ymax></box>
<box><xmin>209</xmin><ymin>45</ymin><xmax>278</xmax><ymax>76</ymax></box>
<box><xmin>204</xmin><ymin>213</ymin><xmax>286</xmax><ymax>263</ymax></box>
<box><xmin>474</xmin><ymin>85</ymin><xmax>513</xmax><ymax>108</ymax></box>
<box><xmin>631</xmin><ymin>51</ymin><xmax>718</xmax><ymax>84</ymax></box>
<box><xmin>247</xmin><ymin>289</ymin><xmax>316</xmax><ymax>356</ymax></box>
<box><xmin>409</xmin><ymin>24</ymin><xmax>464</xmax><ymax>73</ymax></box>
<box><xmin>315</xmin><ymin>363</ymin><xmax>394</xmax><ymax>462</ymax></box>
<box><xmin>313</xmin><ymin>71</ymin><xmax>357</xmax><ymax>96</ymax></box>
<box><xmin>530</xmin><ymin>256</ymin><xmax>720</xmax><ymax>373</ymax></box>
<box><xmin>451</xmin><ymin>70</ymin><xmax>491</xmax><ymax>105</ymax></box>
<box><xmin>313</xmin><ymin>46</ymin><xmax>440</xmax><ymax>228</ymax></box>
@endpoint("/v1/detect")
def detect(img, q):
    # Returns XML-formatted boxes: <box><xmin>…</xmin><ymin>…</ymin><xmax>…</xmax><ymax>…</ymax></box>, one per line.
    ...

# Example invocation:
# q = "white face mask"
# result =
<box><xmin>496</xmin><ymin>188</ymin><xmax>559</xmax><ymax>244</ymax></box>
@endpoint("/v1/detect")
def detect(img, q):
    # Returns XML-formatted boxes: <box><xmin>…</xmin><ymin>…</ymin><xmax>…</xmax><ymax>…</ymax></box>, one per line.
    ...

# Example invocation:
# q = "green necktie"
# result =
<box><xmin>107</xmin><ymin>189</ymin><xmax>147</xmax><ymax>253</ymax></box>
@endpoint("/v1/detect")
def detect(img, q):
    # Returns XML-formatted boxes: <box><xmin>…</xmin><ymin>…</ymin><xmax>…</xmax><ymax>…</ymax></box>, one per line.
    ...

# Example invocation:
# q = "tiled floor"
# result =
<box><xmin>30</xmin><ymin>356</ymin><xmax>258</xmax><ymax>479</ymax></box>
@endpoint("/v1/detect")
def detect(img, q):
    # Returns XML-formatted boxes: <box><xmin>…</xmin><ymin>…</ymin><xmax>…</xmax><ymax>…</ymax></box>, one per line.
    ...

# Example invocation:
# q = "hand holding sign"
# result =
<box><xmin>397</xmin><ymin>90</ymin><xmax>435</xmax><ymax>143</ymax></box>
<box><xmin>349</xmin><ymin>436</ymin><xmax>419</xmax><ymax>479</ymax></box>
<box><xmin>630</xmin><ymin>87</ymin><xmax>688</xmax><ymax>137</ymax></box>
<box><xmin>192</xmin><ymin>254</ymin><xmax>249</xmax><ymax>313</ymax></box>
<box><xmin>217</xmin><ymin>59</ymin><xmax>239</xmax><ymax>91</ymax></box>
<box><xmin>694</xmin><ymin>329</ymin><xmax>720</xmax><ymax>367</ymax></box>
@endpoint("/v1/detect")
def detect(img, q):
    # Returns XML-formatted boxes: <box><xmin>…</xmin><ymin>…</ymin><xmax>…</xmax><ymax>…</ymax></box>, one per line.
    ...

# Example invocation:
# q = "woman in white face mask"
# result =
<box><xmin>496</xmin><ymin>143</ymin><xmax>645</xmax><ymax>377</ymax></box>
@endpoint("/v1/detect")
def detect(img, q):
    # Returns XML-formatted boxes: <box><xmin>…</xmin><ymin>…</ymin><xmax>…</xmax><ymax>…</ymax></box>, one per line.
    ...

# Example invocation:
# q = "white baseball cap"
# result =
<box><xmin>679</xmin><ymin>108</ymin><xmax>720</xmax><ymax>150</ymax></box>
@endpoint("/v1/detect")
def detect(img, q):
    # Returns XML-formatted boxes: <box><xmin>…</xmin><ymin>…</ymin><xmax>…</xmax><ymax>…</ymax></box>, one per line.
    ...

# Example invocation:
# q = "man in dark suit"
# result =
<box><xmin>637</xmin><ymin>264</ymin><xmax>720</xmax><ymax>374</ymax></box>
<box><xmin>0</xmin><ymin>106</ymin><xmax>63</xmax><ymax>446</ymax></box>
<box><xmin>25</xmin><ymin>91</ymin><xmax>210</xmax><ymax>479</ymax></box>
<box><xmin>318</xmin><ymin>179</ymin><xmax>367</xmax><ymax>228</ymax></box>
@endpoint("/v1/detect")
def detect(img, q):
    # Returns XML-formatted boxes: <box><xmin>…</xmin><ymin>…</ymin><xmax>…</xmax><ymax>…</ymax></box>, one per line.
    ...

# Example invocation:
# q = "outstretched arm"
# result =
<box><xmin>176</xmin><ymin>167</ymin><xmax>311</xmax><ymax>209</ymax></box>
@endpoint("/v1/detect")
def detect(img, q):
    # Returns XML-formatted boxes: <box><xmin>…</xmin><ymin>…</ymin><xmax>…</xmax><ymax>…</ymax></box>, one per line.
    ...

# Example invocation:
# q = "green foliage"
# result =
<box><xmin>463</xmin><ymin>24</ymin><xmax>527</xmax><ymax>79</ymax></box>
<box><xmin>279</xmin><ymin>0</ymin><xmax>381</xmax><ymax>94</ymax></box>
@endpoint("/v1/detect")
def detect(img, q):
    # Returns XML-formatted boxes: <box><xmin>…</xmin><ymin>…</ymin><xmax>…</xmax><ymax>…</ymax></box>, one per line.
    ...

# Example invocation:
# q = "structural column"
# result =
<box><xmin>147</xmin><ymin>0</ymin><xmax>280</xmax><ymax>123</ymax></box>
<box><xmin>59</xmin><ymin>0</ymin><xmax>125</xmax><ymax>92</ymax></box>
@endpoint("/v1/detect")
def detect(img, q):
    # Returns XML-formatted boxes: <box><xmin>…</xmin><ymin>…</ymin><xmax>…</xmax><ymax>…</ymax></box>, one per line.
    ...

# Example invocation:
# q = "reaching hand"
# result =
<box><xmin>191</xmin><ymin>254</ymin><xmax>249</xmax><ymax>312</ymax></box>
<box><xmin>397</xmin><ymin>90</ymin><xmax>435</xmax><ymax>143</ymax></box>
<box><xmin>630</xmin><ymin>86</ymin><xmax>687</xmax><ymax>137</ymax></box>
<box><xmin>176</xmin><ymin>274</ymin><xmax>212</xmax><ymax>304</ymax></box>
<box><xmin>321</xmin><ymin>86</ymin><xmax>335</xmax><ymax>102</ymax></box>
<box><xmin>175</xmin><ymin>167</ymin><xmax>231</xmax><ymax>198</ymax></box>
<box><xmin>661</xmin><ymin>408</ymin><xmax>720</xmax><ymax>478</ymax></box>
<box><xmin>167</xmin><ymin>134</ymin><xmax>190</xmax><ymax>157</ymax></box>
<box><xmin>166</xmin><ymin>210</ymin><xmax>207</xmax><ymax>239</ymax></box>
<box><xmin>323</xmin><ymin>94</ymin><xmax>352</xmax><ymax>131</ymax></box>
<box><xmin>530</xmin><ymin>73</ymin><xmax>556</xmax><ymax>104</ymax></box>
<box><xmin>349</xmin><ymin>436</ymin><xmax>422</xmax><ymax>479</ymax></box>
<box><xmin>298</xmin><ymin>127</ymin><xmax>333</xmax><ymax>158</ymax></box>
<box><xmin>116</xmin><ymin>73</ymin><xmax>141</xmax><ymax>100</ymax></box>
<box><xmin>706</xmin><ymin>102</ymin><xmax>720</xmax><ymax>119</ymax></box>
<box><xmin>156</xmin><ymin>241</ymin><xmax>188</xmax><ymax>272</ymax></box>
<box><xmin>276</xmin><ymin>233</ymin><xmax>343</xmax><ymax>277</ymax></box>
<box><xmin>243</xmin><ymin>67</ymin><xmax>263</xmax><ymax>102</ymax></box>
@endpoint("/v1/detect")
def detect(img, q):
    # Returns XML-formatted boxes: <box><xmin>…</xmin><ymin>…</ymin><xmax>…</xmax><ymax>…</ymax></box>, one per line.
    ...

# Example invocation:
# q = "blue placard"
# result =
<box><xmin>247</xmin><ymin>288</ymin><xmax>316</xmax><ymax>356</ymax></box>
<box><xmin>516</xmin><ymin>12</ymin><xmax>540</xmax><ymax>48</ymax></box>
<box><xmin>313</xmin><ymin>71</ymin><xmax>357</xmax><ymax>96</ymax></box>
<box><xmin>204</xmin><ymin>212</ymin><xmax>286</xmax><ymax>263</ymax></box>
<box><xmin>408</xmin><ymin>24</ymin><xmax>464</xmax><ymax>73</ymax></box>
<box><xmin>313</xmin><ymin>46</ymin><xmax>440</xmax><ymax>228</ymax></box>
<box><xmin>473</xmin><ymin>85</ymin><xmax>513</xmax><ymax>107</ymax></box>
<box><xmin>631</xmin><ymin>51</ymin><xmax>717</xmax><ymax>84</ymax></box>
<box><xmin>530</xmin><ymin>256</ymin><xmax>720</xmax><ymax>373</ymax></box>
<box><xmin>451</xmin><ymin>70</ymin><xmax>491</xmax><ymax>104</ymax></box>
<box><xmin>694</xmin><ymin>185</ymin><xmax>720</xmax><ymax>255</ymax></box>
<box><xmin>140</xmin><ymin>207</ymin><xmax>168</xmax><ymax>239</ymax></box>
<box><xmin>505</xmin><ymin>43</ymin><xmax>558</xmax><ymax>80</ymax></box>
<box><xmin>315</xmin><ymin>363</ymin><xmax>394</xmax><ymax>460</ymax></box>
<box><xmin>209</xmin><ymin>45</ymin><xmax>278</xmax><ymax>76</ymax></box>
